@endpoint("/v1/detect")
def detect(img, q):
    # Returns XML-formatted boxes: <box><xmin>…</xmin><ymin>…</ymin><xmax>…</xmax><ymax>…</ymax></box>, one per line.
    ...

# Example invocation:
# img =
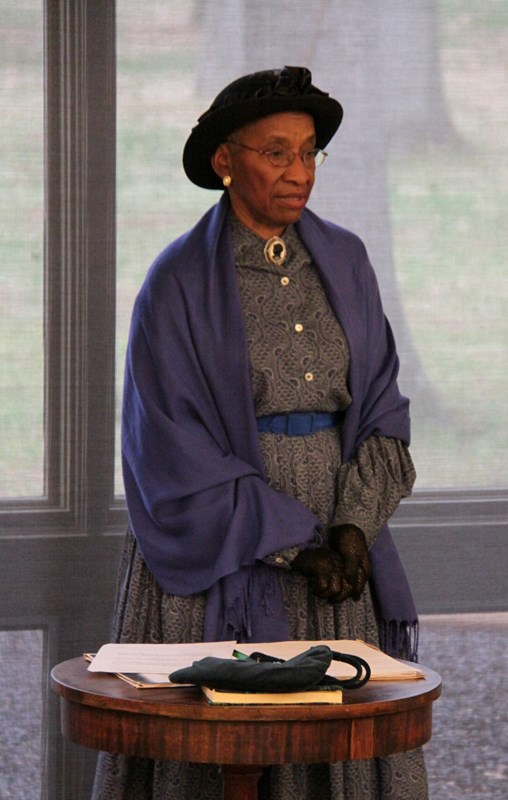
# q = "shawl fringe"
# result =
<box><xmin>204</xmin><ymin>564</ymin><xmax>290</xmax><ymax>644</ymax></box>
<box><xmin>378</xmin><ymin>620</ymin><xmax>419</xmax><ymax>663</ymax></box>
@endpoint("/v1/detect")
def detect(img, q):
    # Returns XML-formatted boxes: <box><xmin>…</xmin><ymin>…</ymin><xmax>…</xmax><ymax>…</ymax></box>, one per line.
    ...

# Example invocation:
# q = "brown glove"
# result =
<box><xmin>327</xmin><ymin>525</ymin><xmax>371</xmax><ymax>600</ymax></box>
<box><xmin>290</xmin><ymin>547</ymin><xmax>351</xmax><ymax>602</ymax></box>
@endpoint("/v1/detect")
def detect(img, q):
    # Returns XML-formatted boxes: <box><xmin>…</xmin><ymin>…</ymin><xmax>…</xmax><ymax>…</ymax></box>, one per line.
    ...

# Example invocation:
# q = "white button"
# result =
<box><xmin>275</xmin><ymin>556</ymin><xmax>284</xmax><ymax>564</ymax></box>
<box><xmin>295</xmin><ymin>323</ymin><xmax>304</xmax><ymax>333</ymax></box>
<box><xmin>304</xmin><ymin>372</ymin><xmax>314</xmax><ymax>382</ymax></box>
<box><xmin>280</xmin><ymin>276</ymin><xmax>290</xmax><ymax>286</ymax></box>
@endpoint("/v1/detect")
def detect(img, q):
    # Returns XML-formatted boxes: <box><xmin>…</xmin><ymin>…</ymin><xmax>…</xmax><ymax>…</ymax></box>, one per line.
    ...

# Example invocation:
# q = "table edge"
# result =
<box><xmin>51</xmin><ymin>657</ymin><xmax>442</xmax><ymax>722</ymax></box>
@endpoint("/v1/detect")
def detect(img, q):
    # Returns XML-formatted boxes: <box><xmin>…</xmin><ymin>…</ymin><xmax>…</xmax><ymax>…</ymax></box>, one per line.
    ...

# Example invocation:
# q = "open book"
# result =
<box><xmin>85</xmin><ymin>639</ymin><xmax>424</xmax><ymax>692</ymax></box>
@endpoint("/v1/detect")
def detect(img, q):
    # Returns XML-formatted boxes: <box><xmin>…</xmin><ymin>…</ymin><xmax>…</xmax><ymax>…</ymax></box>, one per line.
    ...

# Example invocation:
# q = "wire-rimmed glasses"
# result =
<box><xmin>226</xmin><ymin>140</ymin><xmax>328</xmax><ymax>168</ymax></box>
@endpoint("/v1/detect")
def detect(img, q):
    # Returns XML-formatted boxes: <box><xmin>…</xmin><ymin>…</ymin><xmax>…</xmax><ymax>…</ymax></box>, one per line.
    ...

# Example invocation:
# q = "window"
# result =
<box><xmin>0</xmin><ymin>3</ymin><xmax>118</xmax><ymax>796</ymax></box>
<box><xmin>0</xmin><ymin>1</ymin><xmax>44</xmax><ymax>498</ymax></box>
<box><xmin>115</xmin><ymin>1</ymin><xmax>508</xmax><ymax>494</ymax></box>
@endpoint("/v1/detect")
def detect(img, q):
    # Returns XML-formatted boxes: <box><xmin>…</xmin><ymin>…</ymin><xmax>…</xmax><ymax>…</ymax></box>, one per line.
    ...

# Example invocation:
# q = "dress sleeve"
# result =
<box><xmin>333</xmin><ymin>435</ymin><xmax>416</xmax><ymax>547</ymax></box>
<box><xmin>263</xmin><ymin>528</ymin><xmax>323</xmax><ymax>569</ymax></box>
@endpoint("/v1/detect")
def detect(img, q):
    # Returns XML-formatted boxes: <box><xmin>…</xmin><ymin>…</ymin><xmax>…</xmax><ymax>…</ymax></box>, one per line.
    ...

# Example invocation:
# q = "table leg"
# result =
<box><xmin>220</xmin><ymin>765</ymin><xmax>263</xmax><ymax>800</ymax></box>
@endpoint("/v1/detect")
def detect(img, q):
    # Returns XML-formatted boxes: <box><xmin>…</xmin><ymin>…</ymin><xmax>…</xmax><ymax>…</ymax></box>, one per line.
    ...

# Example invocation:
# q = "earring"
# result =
<box><xmin>223</xmin><ymin>175</ymin><xmax>232</xmax><ymax>188</ymax></box>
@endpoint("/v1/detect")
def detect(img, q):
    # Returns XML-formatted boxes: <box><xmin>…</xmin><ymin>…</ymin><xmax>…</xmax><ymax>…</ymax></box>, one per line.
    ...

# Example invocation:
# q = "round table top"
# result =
<box><xmin>51</xmin><ymin>657</ymin><xmax>441</xmax><ymax>765</ymax></box>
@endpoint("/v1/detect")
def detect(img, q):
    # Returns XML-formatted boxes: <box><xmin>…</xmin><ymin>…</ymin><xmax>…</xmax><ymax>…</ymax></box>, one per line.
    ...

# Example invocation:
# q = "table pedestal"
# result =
<box><xmin>220</xmin><ymin>766</ymin><xmax>263</xmax><ymax>800</ymax></box>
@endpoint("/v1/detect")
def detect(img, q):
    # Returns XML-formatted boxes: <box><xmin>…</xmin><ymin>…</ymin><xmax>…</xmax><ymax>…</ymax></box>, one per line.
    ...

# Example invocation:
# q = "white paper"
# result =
<box><xmin>88</xmin><ymin>641</ymin><xmax>237</xmax><ymax>675</ymax></box>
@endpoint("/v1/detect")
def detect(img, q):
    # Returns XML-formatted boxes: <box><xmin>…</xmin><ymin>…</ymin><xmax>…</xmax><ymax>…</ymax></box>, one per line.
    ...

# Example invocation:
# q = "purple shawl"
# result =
<box><xmin>122</xmin><ymin>195</ymin><xmax>418</xmax><ymax>658</ymax></box>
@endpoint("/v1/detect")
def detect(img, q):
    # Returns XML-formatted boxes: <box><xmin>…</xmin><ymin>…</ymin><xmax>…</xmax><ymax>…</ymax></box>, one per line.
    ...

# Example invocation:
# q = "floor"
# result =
<box><xmin>419</xmin><ymin>613</ymin><xmax>508</xmax><ymax>799</ymax></box>
<box><xmin>0</xmin><ymin>613</ymin><xmax>507</xmax><ymax>799</ymax></box>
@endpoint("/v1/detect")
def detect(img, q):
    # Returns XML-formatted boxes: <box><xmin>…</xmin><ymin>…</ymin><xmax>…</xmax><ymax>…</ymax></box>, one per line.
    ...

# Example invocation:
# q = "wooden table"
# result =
<box><xmin>51</xmin><ymin>657</ymin><xmax>441</xmax><ymax>800</ymax></box>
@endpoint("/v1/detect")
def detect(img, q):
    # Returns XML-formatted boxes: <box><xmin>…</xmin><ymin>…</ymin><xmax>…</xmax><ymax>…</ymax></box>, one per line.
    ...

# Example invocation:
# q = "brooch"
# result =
<box><xmin>263</xmin><ymin>236</ymin><xmax>287</xmax><ymax>267</ymax></box>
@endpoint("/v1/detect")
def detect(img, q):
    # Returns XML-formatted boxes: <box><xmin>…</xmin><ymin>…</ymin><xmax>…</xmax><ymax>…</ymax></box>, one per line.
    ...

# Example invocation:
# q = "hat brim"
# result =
<box><xmin>183</xmin><ymin>94</ymin><xmax>343</xmax><ymax>190</ymax></box>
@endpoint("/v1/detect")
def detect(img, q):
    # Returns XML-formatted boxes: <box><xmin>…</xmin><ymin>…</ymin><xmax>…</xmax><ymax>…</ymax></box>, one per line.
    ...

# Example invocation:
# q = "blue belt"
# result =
<box><xmin>256</xmin><ymin>411</ymin><xmax>340</xmax><ymax>436</ymax></box>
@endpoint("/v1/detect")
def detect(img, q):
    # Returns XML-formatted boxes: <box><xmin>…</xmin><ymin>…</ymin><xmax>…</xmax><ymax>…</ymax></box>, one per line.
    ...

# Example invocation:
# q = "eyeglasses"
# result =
<box><xmin>226</xmin><ymin>140</ymin><xmax>328</xmax><ymax>169</ymax></box>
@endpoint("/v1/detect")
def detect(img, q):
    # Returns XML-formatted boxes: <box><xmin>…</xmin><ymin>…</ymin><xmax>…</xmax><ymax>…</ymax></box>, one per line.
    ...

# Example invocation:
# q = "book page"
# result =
<box><xmin>88</xmin><ymin>641</ymin><xmax>236</xmax><ymax>675</ymax></box>
<box><xmin>235</xmin><ymin>640</ymin><xmax>424</xmax><ymax>680</ymax></box>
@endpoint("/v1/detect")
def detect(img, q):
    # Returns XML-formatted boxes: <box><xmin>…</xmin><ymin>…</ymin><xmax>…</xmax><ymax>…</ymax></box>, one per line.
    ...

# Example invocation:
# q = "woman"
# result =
<box><xmin>93</xmin><ymin>66</ymin><xmax>427</xmax><ymax>799</ymax></box>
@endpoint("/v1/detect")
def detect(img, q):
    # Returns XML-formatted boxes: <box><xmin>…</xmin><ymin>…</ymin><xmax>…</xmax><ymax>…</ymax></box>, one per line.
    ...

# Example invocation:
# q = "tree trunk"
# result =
<box><xmin>195</xmin><ymin>0</ymin><xmax>457</xmax><ymax>412</ymax></box>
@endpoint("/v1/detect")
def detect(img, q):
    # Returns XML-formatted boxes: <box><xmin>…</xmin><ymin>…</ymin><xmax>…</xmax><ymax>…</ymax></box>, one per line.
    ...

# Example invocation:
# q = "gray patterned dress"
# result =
<box><xmin>92</xmin><ymin>216</ymin><xmax>428</xmax><ymax>800</ymax></box>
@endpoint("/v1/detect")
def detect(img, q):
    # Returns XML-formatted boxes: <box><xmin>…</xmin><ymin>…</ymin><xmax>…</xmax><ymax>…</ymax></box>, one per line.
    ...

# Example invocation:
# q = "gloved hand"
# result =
<box><xmin>327</xmin><ymin>525</ymin><xmax>371</xmax><ymax>600</ymax></box>
<box><xmin>290</xmin><ymin>547</ymin><xmax>351</xmax><ymax>602</ymax></box>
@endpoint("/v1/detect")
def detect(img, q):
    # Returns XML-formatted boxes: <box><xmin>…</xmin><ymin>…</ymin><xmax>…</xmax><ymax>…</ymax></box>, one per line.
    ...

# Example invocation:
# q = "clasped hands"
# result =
<box><xmin>291</xmin><ymin>524</ymin><xmax>371</xmax><ymax>602</ymax></box>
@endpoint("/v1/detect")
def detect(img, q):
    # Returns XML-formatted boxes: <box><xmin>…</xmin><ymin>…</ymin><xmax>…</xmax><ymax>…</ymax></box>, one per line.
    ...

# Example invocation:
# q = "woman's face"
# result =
<box><xmin>212</xmin><ymin>112</ymin><xmax>317</xmax><ymax>239</ymax></box>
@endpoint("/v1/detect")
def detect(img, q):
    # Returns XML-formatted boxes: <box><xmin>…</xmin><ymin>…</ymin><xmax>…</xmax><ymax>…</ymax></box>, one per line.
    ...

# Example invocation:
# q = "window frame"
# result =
<box><xmin>0</xmin><ymin>0</ymin><xmax>121</xmax><ymax>536</ymax></box>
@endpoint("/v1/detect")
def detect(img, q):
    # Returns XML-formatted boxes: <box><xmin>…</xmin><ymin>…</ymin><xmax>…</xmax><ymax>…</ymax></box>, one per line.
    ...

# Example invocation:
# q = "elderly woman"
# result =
<box><xmin>93</xmin><ymin>66</ymin><xmax>427</xmax><ymax>799</ymax></box>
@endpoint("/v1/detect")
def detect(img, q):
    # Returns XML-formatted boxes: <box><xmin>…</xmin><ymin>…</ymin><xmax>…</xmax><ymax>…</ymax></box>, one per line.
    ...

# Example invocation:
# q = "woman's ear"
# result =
<box><xmin>211</xmin><ymin>143</ymin><xmax>232</xmax><ymax>181</ymax></box>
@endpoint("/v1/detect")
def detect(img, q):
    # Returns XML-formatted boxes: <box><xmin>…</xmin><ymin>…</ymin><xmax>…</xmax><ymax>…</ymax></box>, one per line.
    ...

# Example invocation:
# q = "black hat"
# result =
<box><xmin>182</xmin><ymin>66</ymin><xmax>343</xmax><ymax>190</ymax></box>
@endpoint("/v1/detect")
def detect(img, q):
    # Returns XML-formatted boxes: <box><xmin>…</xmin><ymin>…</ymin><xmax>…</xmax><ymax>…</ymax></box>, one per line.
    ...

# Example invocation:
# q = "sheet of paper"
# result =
<box><xmin>88</xmin><ymin>641</ymin><xmax>237</xmax><ymax>675</ymax></box>
<box><xmin>235</xmin><ymin>640</ymin><xmax>424</xmax><ymax>680</ymax></box>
